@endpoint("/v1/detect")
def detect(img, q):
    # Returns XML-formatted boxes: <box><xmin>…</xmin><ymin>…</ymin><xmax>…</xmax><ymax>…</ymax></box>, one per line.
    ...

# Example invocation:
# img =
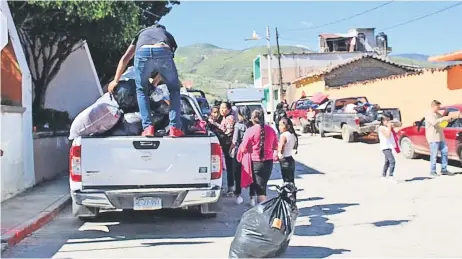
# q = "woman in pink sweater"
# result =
<box><xmin>240</xmin><ymin>109</ymin><xmax>278</xmax><ymax>205</ymax></box>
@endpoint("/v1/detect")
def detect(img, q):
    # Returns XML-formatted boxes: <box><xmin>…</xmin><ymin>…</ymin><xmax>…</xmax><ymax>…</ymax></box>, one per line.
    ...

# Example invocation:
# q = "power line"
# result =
<box><xmin>284</xmin><ymin>1</ymin><xmax>395</xmax><ymax>33</ymax></box>
<box><xmin>379</xmin><ymin>2</ymin><xmax>462</xmax><ymax>31</ymax></box>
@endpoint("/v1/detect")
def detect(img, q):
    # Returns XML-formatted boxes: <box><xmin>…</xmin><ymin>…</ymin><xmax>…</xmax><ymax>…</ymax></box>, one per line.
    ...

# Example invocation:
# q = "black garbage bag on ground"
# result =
<box><xmin>110</xmin><ymin>112</ymin><xmax>143</xmax><ymax>136</ymax></box>
<box><xmin>229</xmin><ymin>183</ymin><xmax>299</xmax><ymax>258</ymax></box>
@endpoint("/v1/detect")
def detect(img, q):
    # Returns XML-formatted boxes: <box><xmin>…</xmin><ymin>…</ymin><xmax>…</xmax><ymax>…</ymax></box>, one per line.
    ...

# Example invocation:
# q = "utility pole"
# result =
<box><xmin>266</xmin><ymin>26</ymin><xmax>274</xmax><ymax>122</ymax></box>
<box><xmin>275</xmin><ymin>27</ymin><xmax>284</xmax><ymax>102</ymax></box>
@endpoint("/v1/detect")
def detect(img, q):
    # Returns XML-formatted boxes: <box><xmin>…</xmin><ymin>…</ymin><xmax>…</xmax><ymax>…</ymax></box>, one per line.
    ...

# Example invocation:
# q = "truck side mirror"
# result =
<box><xmin>414</xmin><ymin>121</ymin><xmax>421</xmax><ymax>127</ymax></box>
<box><xmin>267</xmin><ymin>111</ymin><xmax>271</xmax><ymax>115</ymax></box>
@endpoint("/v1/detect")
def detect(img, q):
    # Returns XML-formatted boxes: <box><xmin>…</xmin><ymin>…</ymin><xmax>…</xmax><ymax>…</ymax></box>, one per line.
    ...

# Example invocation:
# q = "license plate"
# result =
<box><xmin>133</xmin><ymin>197</ymin><xmax>162</xmax><ymax>211</ymax></box>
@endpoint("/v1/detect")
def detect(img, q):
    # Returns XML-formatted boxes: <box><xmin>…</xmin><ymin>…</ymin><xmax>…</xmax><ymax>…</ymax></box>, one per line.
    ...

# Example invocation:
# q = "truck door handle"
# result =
<box><xmin>133</xmin><ymin>141</ymin><xmax>160</xmax><ymax>150</ymax></box>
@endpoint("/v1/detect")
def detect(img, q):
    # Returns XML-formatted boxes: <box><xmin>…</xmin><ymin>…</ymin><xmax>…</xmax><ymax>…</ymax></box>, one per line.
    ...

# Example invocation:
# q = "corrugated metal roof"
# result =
<box><xmin>292</xmin><ymin>55</ymin><xmax>420</xmax><ymax>84</ymax></box>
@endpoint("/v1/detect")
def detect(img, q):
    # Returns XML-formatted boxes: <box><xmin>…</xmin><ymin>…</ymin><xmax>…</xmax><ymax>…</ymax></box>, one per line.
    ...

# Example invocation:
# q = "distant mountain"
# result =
<box><xmin>390</xmin><ymin>53</ymin><xmax>457</xmax><ymax>68</ymax></box>
<box><xmin>391</xmin><ymin>53</ymin><xmax>430</xmax><ymax>61</ymax></box>
<box><xmin>174</xmin><ymin>44</ymin><xmax>454</xmax><ymax>100</ymax></box>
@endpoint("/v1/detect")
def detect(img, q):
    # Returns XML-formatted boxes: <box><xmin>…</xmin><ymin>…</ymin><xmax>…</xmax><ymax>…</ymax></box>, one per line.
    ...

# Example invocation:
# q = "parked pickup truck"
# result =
<box><xmin>317</xmin><ymin>96</ymin><xmax>401</xmax><ymax>143</ymax></box>
<box><xmin>69</xmin><ymin>94</ymin><xmax>223</xmax><ymax>220</ymax></box>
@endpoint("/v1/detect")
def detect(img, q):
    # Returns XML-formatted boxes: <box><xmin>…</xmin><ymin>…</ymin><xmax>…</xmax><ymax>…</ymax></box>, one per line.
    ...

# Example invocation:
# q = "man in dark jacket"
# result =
<box><xmin>107</xmin><ymin>24</ymin><xmax>184</xmax><ymax>137</ymax></box>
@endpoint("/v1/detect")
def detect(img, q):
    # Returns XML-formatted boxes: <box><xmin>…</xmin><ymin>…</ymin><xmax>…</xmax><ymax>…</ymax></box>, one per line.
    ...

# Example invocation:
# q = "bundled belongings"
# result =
<box><xmin>310</xmin><ymin>92</ymin><xmax>329</xmax><ymax>105</ymax></box>
<box><xmin>69</xmin><ymin>93</ymin><xmax>122</xmax><ymax>140</ymax></box>
<box><xmin>229</xmin><ymin>183</ymin><xmax>299</xmax><ymax>258</ymax></box>
<box><xmin>112</xmin><ymin>67</ymin><xmax>138</xmax><ymax>113</ymax></box>
<box><xmin>109</xmin><ymin>112</ymin><xmax>143</xmax><ymax>136</ymax></box>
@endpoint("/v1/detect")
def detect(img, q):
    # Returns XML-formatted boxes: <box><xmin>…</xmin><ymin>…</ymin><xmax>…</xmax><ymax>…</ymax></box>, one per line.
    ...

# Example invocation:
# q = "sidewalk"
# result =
<box><xmin>1</xmin><ymin>173</ymin><xmax>70</xmax><ymax>251</ymax></box>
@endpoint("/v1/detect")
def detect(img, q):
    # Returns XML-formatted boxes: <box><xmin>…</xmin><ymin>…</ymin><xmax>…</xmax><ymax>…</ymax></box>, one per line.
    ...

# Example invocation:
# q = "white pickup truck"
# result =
<box><xmin>69</xmin><ymin>94</ymin><xmax>223</xmax><ymax>220</ymax></box>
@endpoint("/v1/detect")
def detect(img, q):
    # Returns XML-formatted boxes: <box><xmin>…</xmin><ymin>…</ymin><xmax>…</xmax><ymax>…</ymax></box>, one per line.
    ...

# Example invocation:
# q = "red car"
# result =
<box><xmin>286</xmin><ymin>97</ymin><xmax>315</xmax><ymax>133</ymax></box>
<box><xmin>398</xmin><ymin>104</ymin><xmax>462</xmax><ymax>164</ymax></box>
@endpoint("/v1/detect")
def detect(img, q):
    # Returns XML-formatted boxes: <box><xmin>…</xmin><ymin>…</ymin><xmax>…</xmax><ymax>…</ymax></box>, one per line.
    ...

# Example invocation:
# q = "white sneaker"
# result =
<box><xmin>249</xmin><ymin>197</ymin><xmax>256</xmax><ymax>207</ymax></box>
<box><xmin>381</xmin><ymin>176</ymin><xmax>387</xmax><ymax>181</ymax></box>
<box><xmin>236</xmin><ymin>196</ymin><xmax>244</xmax><ymax>205</ymax></box>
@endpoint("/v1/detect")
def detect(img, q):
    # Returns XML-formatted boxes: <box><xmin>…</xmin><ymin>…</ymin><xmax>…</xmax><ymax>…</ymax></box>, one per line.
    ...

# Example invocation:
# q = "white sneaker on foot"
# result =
<box><xmin>250</xmin><ymin>197</ymin><xmax>256</xmax><ymax>207</ymax></box>
<box><xmin>381</xmin><ymin>176</ymin><xmax>387</xmax><ymax>181</ymax></box>
<box><xmin>236</xmin><ymin>196</ymin><xmax>243</xmax><ymax>205</ymax></box>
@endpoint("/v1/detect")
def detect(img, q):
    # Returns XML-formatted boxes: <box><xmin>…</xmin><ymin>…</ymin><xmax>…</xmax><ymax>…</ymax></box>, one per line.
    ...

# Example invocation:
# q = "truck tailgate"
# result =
<box><xmin>81</xmin><ymin>136</ymin><xmax>212</xmax><ymax>188</ymax></box>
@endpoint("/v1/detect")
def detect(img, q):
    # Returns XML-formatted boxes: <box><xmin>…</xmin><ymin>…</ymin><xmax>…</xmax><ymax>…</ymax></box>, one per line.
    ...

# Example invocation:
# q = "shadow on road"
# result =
<box><xmin>372</xmin><ymin>220</ymin><xmax>410</xmax><ymax>227</ymax></box>
<box><xmin>295</xmin><ymin>203</ymin><xmax>359</xmax><ymax>237</ymax></box>
<box><xmin>280</xmin><ymin>246</ymin><xmax>351</xmax><ymax>258</ymax></box>
<box><xmin>405</xmin><ymin>176</ymin><xmax>433</xmax><ymax>182</ymax></box>
<box><xmin>331</xmin><ymin>134</ymin><xmax>379</xmax><ymax>144</ymax></box>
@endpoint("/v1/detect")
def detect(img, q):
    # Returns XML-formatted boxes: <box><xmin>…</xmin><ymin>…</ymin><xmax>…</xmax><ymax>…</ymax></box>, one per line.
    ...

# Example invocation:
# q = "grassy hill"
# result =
<box><xmin>174</xmin><ymin>43</ymin><xmax>450</xmax><ymax>100</ymax></box>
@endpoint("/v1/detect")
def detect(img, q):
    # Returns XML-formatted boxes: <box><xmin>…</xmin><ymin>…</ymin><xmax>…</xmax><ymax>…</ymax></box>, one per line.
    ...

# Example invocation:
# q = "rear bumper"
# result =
<box><xmin>72</xmin><ymin>185</ymin><xmax>221</xmax><ymax>210</ymax></box>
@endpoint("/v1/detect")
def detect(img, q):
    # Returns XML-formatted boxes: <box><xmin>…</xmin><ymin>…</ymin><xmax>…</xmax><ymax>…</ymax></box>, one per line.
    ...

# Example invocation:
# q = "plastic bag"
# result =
<box><xmin>113</xmin><ymin>79</ymin><xmax>138</xmax><ymax>113</ymax></box>
<box><xmin>69</xmin><ymin>93</ymin><xmax>122</xmax><ymax>140</ymax></box>
<box><xmin>110</xmin><ymin>112</ymin><xmax>143</xmax><ymax>136</ymax></box>
<box><xmin>229</xmin><ymin>183</ymin><xmax>299</xmax><ymax>258</ymax></box>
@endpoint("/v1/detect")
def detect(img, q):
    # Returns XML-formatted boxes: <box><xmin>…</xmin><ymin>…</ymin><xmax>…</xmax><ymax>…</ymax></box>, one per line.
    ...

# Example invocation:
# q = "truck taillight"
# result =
<box><xmin>354</xmin><ymin>118</ymin><xmax>360</xmax><ymax>126</ymax></box>
<box><xmin>69</xmin><ymin>145</ymin><xmax>82</xmax><ymax>182</ymax></box>
<box><xmin>211</xmin><ymin>143</ymin><xmax>222</xmax><ymax>180</ymax></box>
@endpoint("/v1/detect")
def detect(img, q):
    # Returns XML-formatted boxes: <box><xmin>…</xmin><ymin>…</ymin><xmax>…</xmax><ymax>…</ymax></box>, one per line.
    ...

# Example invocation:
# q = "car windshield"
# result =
<box><xmin>197</xmin><ymin>99</ymin><xmax>210</xmax><ymax>114</ymax></box>
<box><xmin>236</xmin><ymin>104</ymin><xmax>266</xmax><ymax>123</ymax></box>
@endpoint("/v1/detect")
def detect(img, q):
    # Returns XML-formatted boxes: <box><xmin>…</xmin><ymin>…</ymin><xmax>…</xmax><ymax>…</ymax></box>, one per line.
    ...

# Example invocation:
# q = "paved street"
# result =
<box><xmin>3</xmin><ymin>134</ymin><xmax>462</xmax><ymax>258</ymax></box>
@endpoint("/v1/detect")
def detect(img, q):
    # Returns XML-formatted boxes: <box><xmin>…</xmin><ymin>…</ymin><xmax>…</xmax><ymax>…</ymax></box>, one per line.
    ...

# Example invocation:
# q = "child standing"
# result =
<box><xmin>377</xmin><ymin>113</ymin><xmax>398</xmax><ymax>182</ymax></box>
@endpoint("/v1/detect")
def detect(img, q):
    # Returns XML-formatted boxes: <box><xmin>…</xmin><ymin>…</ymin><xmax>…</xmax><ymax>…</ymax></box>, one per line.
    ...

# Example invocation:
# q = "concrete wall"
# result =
<box><xmin>0</xmin><ymin>107</ymin><xmax>25</xmax><ymax>201</ymax></box>
<box><xmin>0</xmin><ymin>2</ymin><xmax>35</xmax><ymax>202</ymax></box>
<box><xmin>327</xmin><ymin>68</ymin><xmax>462</xmax><ymax>127</ymax></box>
<box><xmin>288</xmin><ymin>77</ymin><xmax>326</xmax><ymax>104</ymax></box>
<box><xmin>324</xmin><ymin>58</ymin><xmax>410</xmax><ymax>87</ymax></box>
<box><xmin>33</xmin><ymin>132</ymin><xmax>69</xmax><ymax>183</ymax></box>
<box><xmin>44</xmin><ymin>41</ymin><xmax>102</xmax><ymax>119</ymax></box>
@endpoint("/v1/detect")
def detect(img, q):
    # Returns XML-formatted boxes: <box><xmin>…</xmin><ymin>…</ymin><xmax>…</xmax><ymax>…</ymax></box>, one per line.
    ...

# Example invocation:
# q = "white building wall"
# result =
<box><xmin>44</xmin><ymin>41</ymin><xmax>102</xmax><ymax>119</ymax></box>
<box><xmin>0</xmin><ymin>2</ymin><xmax>35</xmax><ymax>201</ymax></box>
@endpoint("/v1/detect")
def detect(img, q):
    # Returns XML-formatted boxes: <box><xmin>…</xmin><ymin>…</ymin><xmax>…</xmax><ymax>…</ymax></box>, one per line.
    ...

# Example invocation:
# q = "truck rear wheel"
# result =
<box><xmin>341</xmin><ymin>125</ymin><xmax>356</xmax><ymax>143</ymax></box>
<box><xmin>319</xmin><ymin>125</ymin><xmax>326</xmax><ymax>138</ymax></box>
<box><xmin>187</xmin><ymin>199</ymin><xmax>221</xmax><ymax>218</ymax></box>
<box><xmin>72</xmin><ymin>199</ymin><xmax>99</xmax><ymax>221</ymax></box>
<box><xmin>300</xmin><ymin>118</ymin><xmax>309</xmax><ymax>134</ymax></box>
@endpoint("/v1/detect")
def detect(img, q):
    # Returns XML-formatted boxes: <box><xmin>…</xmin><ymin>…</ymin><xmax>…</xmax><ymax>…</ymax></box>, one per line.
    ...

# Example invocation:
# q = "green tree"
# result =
<box><xmin>91</xmin><ymin>1</ymin><xmax>180</xmax><ymax>84</ymax></box>
<box><xmin>8</xmin><ymin>0</ymin><xmax>179</xmax><ymax>113</ymax></box>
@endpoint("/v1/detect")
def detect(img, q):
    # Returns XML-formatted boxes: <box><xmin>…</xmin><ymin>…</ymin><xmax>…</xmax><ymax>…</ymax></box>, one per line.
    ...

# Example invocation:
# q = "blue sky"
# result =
<box><xmin>161</xmin><ymin>1</ymin><xmax>461</xmax><ymax>55</ymax></box>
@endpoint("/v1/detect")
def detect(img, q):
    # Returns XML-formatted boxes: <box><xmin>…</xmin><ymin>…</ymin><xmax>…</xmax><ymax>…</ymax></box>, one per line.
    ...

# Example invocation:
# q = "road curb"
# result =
<box><xmin>1</xmin><ymin>194</ymin><xmax>71</xmax><ymax>249</ymax></box>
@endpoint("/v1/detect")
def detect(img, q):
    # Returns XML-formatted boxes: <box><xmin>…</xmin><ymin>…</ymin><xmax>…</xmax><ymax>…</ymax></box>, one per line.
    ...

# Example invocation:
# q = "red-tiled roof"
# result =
<box><xmin>428</xmin><ymin>50</ymin><xmax>462</xmax><ymax>62</ymax></box>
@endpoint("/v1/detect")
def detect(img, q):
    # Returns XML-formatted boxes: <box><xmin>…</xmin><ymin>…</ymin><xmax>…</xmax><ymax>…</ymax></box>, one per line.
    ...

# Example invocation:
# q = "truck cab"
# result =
<box><xmin>69</xmin><ymin>94</ymin><xmax>223</xmax><ymax>220</ymax></box>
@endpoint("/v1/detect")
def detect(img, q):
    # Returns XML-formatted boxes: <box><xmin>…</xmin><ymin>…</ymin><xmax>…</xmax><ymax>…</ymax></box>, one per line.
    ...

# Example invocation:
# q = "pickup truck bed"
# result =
<box><xmin>69</xmin><ymin>94</ymin><xmax>223</xmax><ymax>220</ymax></box>
<box><xmin>317</xmin><ymin>97</ymin><xmax>402</xmax><ymax>143</ymax></box>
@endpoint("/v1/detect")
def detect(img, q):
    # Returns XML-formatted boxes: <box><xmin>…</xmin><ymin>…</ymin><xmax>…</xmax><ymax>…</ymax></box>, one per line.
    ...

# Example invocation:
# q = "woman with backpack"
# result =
<box><xmin>277</xmin><ymin>118</ymin><xmax>298</xmax><ymax>185</ymax></box>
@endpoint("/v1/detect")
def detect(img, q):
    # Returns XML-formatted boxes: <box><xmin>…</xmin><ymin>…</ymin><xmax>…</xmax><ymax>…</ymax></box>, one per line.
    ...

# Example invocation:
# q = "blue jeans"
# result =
<box><xmin>134</xmin><ymin>47</ymin><xmax>182</xmax><ymax>130</ymax></box>
<box><xmin>429</xmin><ymin>141</ymin><xmax>448</xmax><ymax>173</ymax></box>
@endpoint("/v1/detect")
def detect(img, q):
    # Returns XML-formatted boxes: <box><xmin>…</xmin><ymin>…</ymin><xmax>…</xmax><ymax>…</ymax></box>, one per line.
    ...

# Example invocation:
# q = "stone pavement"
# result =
<box><xmin>1</xmin><ymin>173</ymin><xmax>70</xmax><ymax>251</ymax></box>
<box><xmin>2</xmin><ymin>134</ymin><xmax>462</xmax><ymax>258</ymax></box>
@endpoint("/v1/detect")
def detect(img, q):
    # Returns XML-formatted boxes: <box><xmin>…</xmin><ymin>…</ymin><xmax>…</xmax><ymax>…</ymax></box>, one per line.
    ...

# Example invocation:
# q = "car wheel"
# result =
<box><xmin>300</xmin><ymin>118</ymin><xmax>309</xmax><ymax>133</ymax></box>
<box><xmin>319</xmin><ymin>125</ymin><xmax>326</xmax><ymax>138</ymax></box>
<box><xmin>341</xmin><ymin>124</ymin><xmax>356</xmax><ymax>143</ymax></box>
<box><xmin>400</xmin><ymin>137</ymin><xmax>418</xmax><ymax>159</ymax></box>
<box><xmin>458</xmin><ymin>146</ymin><xmax>462</xmax><ymax>165</ymax></box>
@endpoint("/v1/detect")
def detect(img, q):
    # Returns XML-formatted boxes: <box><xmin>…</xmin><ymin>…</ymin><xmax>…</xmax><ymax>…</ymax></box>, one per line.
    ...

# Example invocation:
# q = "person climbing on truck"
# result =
<box><xmin>107</xmin><ymin>24</ymin><xmax>184</xmax><ymax>137</ymax></box>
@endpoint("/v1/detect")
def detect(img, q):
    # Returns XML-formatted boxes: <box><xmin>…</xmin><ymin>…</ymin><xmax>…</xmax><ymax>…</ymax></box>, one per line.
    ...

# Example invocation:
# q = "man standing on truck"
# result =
<box><xmin>425</xmin><ymin>100</ymin><xmax>456</xmax><ymax>176</ymax></box>
<box><xmin>107</xmin><ymin>24</ymin><xmax>184</xmax><ymax>137</ymax></box>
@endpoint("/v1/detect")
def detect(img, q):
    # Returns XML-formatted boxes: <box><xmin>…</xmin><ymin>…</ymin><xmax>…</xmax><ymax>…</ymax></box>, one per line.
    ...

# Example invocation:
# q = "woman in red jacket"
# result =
<box><xmin>240</xmin><ymin>109</ymin><xmax>278</xmax><ymax>205</ymax></box>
